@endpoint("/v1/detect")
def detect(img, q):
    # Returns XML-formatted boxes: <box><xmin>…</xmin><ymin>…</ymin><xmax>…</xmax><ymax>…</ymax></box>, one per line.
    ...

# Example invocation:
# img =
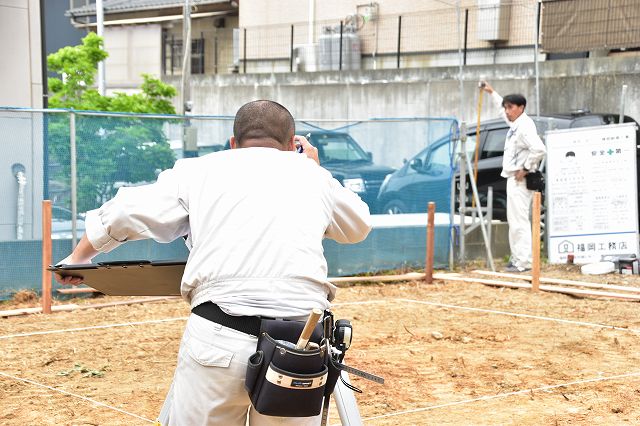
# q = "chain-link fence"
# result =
<box><xmin>238</xmin><ymin>3</ymin><xmax>540</xmax><ymax>74</ymax></box>
<box><xmin>154</xmin><ymin>1</ymin><xmax>640</xmax><ymax>77</ymax></box>
<box><xmin>0</xmin><ymin>108</ymin><xmax>458</xmax><ymax>299</ymax></box>
<box><xmin>541</xmin><ymin>0</ymin><xmax>640</xmax><ymax>53</ymax></box>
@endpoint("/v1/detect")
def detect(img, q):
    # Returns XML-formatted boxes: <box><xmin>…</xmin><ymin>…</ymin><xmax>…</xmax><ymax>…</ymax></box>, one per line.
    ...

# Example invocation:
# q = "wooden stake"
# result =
<box><xmin>56</xmin><ymin>287</ymin><xmax>99</xmax><ymax>295</ymax></box>
<box><xmin>472</xmin><ymin>270</ymin><xmax>640</xmax><ymax>294</ymax></box>
<box><xmin>433</xmin><ymin>273</ymin><xmax>640</xmax><ymax>301</ymax></box>
<box><xmin>41</xmin><ymin>200</ymin><xmax>52</xmax><ymax>314</ymax></box>
<box><xmin>425</xmin><ymin>202</ymin><xmax>436</xmax><ymax>284</ymax></box>
<box><xmin>329</xmin><ymin>272</ymin><xmax>425</xmax><ymax>284</ymax></box>
<box><xmin>531</xmin><ymin>191</ymin><xmax>541</xmax><ymax>291</ymax></box>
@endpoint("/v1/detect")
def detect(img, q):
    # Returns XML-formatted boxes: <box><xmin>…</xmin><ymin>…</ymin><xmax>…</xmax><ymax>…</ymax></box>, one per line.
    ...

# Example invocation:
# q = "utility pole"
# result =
<box><xmin>96</xmin><ymin>0</ymin><xmax>106</xmax><ymax>95</ymax></box>
<box><xmin>180</xmin><ymin>0</ymin><xmax>192</xmax><ymax>115</ymax></box>
<box><xmin>457</xmin><ymin>0</ymin><xmax>463</xmax><ymax>121</ymax></box>
<box><xmin>181</xmin><ymin>0</ymin><xmax>197</xmax><ymax>158</ymax></box>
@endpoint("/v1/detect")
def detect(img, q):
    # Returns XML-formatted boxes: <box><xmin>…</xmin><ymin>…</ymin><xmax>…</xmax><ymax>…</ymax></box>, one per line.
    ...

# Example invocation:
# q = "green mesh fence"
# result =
<box><xmin>0</xmin><ymin>108</ymin><xmax>458</xmax><ymax>299</ymax></box>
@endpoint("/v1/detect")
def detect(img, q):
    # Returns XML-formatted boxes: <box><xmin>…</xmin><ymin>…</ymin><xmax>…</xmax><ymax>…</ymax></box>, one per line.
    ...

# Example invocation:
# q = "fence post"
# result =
<box><xmin>396</xmin><ymin>15</ymin><xmax>402</xmax><ymax>68</ymax></box>
<box><xmin>243</xmin><ymin>28</ymin><xmax>247</xmax><ymax>73</ymax></box>
<box><xmin>425</xmin><ymin>202</ymin><xmax>436</xmax><ymax>284</ymax></box>
<box><xmin>463</xmin><ymin>9</ymin><xmax>469</xmax><ymax>65</ymax></box>
<box><xmin>290</xmin><ymin>24</ymin><xmax>294</xmax><ymax>72</ymax></box>
<box><xmin>534</xmin><ymin>0</ymin><xmax>541</xmax><ymax>117</ymax></box>
<box><xmin>70</xmin><ymin>111</ymin><xmax>78</xmax><ymax>249</ymax></box>
<box><xmin>41</xmin><ymin>200</ymin><xmax>52</xmax><ymax>314</ymax></box>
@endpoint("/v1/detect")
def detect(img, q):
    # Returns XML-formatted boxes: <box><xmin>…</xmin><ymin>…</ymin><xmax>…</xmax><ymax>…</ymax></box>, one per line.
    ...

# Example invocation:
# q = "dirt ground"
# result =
<box><xmin>3</xmin><ymin>263</ymin><xmax>640</xmax><ymax>425</ymax></box>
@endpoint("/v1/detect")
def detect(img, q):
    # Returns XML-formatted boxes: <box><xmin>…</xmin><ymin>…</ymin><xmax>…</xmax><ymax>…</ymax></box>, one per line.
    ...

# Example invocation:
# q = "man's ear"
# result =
<box><xmin>230</xmin><ymin>136</ymin><xmax>237</xmax><ymax>149</ymax></box>
<box><xmin>286</xmin><ymin>135</ymin><xmax>295</xmax><ymax>152</ymax></box>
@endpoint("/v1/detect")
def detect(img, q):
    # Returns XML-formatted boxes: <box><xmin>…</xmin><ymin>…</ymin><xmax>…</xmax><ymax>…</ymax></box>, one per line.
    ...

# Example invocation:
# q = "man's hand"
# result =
<box><xmin>515</xmin><ymin>169</ymin><xmax>528</xmax><ymax>182</ymax></box>
<box><xmin>54</xmin><ymin>254</ymin><xmax>90</xmax><ymax>285</ymax></box>
<box><xmin>54</xmin><ymin>273</ymin><xmax>84</xmax><ymax>286</ymax></box>
<box><xmin>294</xmin><ymin>135</ymin><xmax>320</xmax><ymax>165</ymax></box>
<box><xmin>480</xmin><ymin>80</ymin><xmax>493</xmax><ymax>94</ymax></box>
<box><xmin>53</xmin><ymin>235</ymin><xmax>98</xmax><ymax>285</ymax></box>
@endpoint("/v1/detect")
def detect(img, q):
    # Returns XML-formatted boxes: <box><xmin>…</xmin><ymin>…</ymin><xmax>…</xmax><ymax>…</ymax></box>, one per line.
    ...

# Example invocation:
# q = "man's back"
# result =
<box><xmin>55</xmin><ymin>100</ymin><xmax>373</xmax><ymax>426</ymax></box>
<box><xmin>174</xmin><ymin>148</ymin><xmax>369</xmax><ymax>317</ymax></box>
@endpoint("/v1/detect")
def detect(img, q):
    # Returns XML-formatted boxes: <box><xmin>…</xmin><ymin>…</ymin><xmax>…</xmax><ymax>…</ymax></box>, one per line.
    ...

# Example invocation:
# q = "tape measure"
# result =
<box><xmin>337</xmin><ymin>363</ymin><xmax>384</xmax><ymax>384</ymax></box>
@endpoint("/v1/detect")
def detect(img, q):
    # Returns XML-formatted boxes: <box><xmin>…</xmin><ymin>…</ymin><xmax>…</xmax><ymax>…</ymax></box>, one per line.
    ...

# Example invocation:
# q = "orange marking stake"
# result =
<box><xmin>531</xmin><ymin>192</ymin><xmax>542</xmax><ymax>292</ymax></box>
<box><xmin>425</xmin><ymin>202</ymin><xmax>435</xmax><ymax>284</ymax></box>
<box><xmin>41</xmin><ymin>200</ymin><xmax>52</xmax><ymax>314</ymax></box>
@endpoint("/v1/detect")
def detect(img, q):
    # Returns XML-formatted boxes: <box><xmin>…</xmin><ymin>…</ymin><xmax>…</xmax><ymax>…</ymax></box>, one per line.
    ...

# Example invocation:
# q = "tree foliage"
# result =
<box><xmin>47</xmin><ymin>33</ymin><xmax>178</xmax><ymax>211</ymax></box>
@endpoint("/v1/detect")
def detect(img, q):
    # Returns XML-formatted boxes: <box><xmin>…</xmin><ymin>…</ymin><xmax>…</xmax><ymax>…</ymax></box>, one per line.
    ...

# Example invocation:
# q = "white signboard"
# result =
<box><xmin>546</xmin><ymin>123</ymin><xmax>639</xmax><ymax>264</ymax></box>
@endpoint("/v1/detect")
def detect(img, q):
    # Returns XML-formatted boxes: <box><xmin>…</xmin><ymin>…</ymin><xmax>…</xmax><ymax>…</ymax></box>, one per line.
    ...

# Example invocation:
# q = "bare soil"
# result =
<box><xmin>2</xmin><ymin>263</ymin><xmax>640</xmax><ymax>425</ymax></box>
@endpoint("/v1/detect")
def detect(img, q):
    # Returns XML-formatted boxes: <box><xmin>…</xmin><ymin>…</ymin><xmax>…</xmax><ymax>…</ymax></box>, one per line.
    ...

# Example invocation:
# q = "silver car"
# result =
<box><xmin>51</xmin><ymin>206</ymin><xmax>86</xmax><ymax>240</ymax></box>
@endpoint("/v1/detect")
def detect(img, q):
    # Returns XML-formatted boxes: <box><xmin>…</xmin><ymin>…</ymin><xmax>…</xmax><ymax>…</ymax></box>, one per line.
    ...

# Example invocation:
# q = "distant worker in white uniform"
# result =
<box><xmin>481</xmin><ymin>81</ymin><xmax>546</xmax><ymax>273</ymax></box>
<box><xmin>54</xmin><ymin>100</ymin><xmax>372</xmax><ymax>425</ymax></box>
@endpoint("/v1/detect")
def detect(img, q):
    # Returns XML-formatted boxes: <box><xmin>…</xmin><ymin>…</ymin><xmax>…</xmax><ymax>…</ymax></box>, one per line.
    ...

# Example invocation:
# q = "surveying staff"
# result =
<box><xmin>54</xmin><ymin>100</ymin><xmax>372</xmax><ymax>425</ymax></box>
<box><xmin>481</xmin><ymin>81</ymin><xmax>546</xmax><ymax>273</ymax></box>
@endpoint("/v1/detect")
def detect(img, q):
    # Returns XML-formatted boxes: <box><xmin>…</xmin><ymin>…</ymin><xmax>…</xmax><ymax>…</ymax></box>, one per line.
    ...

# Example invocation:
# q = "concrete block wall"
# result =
<box><xmin>169</xmin><ymin>55</ymin><xmax>640</xmax><ymax>127</ymax></box>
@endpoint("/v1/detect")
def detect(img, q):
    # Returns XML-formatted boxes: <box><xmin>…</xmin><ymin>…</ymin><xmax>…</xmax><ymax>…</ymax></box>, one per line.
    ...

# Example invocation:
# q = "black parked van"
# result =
<box><xmin>305</xmin><ymin>131</ymin><xmax>395</xmax><ymax>213</ymax></box>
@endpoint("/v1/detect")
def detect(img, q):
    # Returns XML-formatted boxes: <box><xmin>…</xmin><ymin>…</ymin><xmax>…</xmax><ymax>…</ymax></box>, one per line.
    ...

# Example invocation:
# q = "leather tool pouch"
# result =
<box><xmin>245</xmin><ymin>318</ymin><xmax>332</xmax><ymax>417</ymax></box>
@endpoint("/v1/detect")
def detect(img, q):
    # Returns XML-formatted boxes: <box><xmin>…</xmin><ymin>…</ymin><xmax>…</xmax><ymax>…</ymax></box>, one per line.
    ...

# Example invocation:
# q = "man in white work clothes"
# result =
<box><xmin>55</xmin><ymin>100</ymin><xmax>372</xmax><ymax>425</ymax></box>
<box><xmin>481</xmin><ymin>81</ymin><xmax>546</xmax><ymax>273</ymax></box>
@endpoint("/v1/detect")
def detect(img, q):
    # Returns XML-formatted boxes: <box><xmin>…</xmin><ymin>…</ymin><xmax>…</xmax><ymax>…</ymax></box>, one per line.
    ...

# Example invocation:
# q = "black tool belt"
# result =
<box><xmin>192</xmin><ymin>302</ymin><xmax>341</xmax><ymax>417</ymax></box>
<box><xmin>192</xmin><ymin>301</ymin><xmax>264</xmax><ymax>336</ymax></box>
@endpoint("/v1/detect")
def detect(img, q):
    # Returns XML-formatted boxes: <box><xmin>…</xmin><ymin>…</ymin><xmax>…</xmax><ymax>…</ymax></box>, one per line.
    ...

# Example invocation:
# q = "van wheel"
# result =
<box><xmin>382</xmin><ymin>200</ymin><xmax>408</xmax><ymax>215</ymax></box>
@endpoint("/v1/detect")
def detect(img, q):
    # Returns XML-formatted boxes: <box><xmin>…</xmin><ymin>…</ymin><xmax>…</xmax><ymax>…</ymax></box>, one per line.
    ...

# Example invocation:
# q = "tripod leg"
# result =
<box><xmin>333</xmin><ymin>373</ymin><xmax>362</xmax><ymax>426</ymax></box>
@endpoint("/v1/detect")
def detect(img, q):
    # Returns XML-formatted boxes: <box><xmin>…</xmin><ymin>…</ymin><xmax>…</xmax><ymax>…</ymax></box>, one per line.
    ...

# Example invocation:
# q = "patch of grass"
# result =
<box><xmin>12</xmin><ymin>290</ymin><xmax>38</xmax><ymax>304</ymax></box>
<box><xmin>58</xmin><ymin>363</ymin><xmax>109</xmax><ymax>378</ymax></box>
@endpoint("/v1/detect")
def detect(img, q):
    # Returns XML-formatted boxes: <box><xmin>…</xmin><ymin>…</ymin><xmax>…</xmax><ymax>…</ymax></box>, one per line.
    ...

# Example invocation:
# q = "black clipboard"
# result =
<box><xmin>48</xmin><ymin>260</ymin><xmax>186</xmax><ymax>296</ymax></box>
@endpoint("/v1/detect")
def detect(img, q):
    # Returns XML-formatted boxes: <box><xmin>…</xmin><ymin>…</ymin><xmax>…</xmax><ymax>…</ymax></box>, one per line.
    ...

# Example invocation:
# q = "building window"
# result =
<box><xmin>191</xmin><ymin>36</ymin><xmax>205</xmax><ymax>74</ymax></box>
<box><xmin>162</xmin><ymin>32</ymin><xmax>205</xmax><ymax>75</ymax></box>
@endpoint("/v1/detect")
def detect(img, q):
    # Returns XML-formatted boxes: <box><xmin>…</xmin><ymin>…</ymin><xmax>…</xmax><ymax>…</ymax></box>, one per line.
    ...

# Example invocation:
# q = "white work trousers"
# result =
<box><xmin>157</xmin><ymin>313</ymin><xmax>321</xmax><ymax>426</ymax></box>
<box><xmin>506</xmin><ymin>176</ymin><xmax>533</xmax><ymax>269</ymax></box>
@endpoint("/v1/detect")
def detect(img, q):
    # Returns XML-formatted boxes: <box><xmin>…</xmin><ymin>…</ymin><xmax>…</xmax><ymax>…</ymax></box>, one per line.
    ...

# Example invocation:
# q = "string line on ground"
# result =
<box><xmin>0</xmin><ymin>316</ymin><xmax>188</xmax><ymax>340</ymax></box>
<box><xmin>398</xmin><ymin>298</ymin><xmax>640</xmax><ymax>334</ymax></box>
<box><xmin>362</xmin><ymin>370</ymin><xmax>640</xmax><ymax>421</ymax></box>
<box><xmin>0</xmin><ymin>370</ymin><xmax>156</xmax><ymax>423</ymax></box>
<box><xmin>3</xmin><ymin>297</ymin><xmax>638</xmax><ymax>340</ymax></box>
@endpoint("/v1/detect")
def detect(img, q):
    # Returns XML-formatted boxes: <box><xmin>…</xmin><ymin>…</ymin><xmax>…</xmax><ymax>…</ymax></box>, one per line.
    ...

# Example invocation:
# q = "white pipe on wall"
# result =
<box><xmin>12</xmin><ymin>164</ymin><xmax>26</xmax><ymax>240</ymax></box>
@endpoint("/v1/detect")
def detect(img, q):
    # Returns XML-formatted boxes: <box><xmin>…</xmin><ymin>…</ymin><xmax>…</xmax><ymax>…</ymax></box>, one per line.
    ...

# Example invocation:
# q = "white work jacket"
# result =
<box><xmin>84</xmin><ymin>147</ymin><xmax>372</xmax><ymax>319</ymax></box>
<box><xmin>490</xmin><ymin>91</ymin><xmax>547</xmax><ymax>178</ymax></box>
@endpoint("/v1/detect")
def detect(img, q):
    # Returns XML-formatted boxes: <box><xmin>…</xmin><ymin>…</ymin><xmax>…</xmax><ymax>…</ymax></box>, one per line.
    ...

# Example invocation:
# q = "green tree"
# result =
<box><xmin>47</xmin><ymin>33</ymin><xmax>177</xmax><ymax>211</ymax></box>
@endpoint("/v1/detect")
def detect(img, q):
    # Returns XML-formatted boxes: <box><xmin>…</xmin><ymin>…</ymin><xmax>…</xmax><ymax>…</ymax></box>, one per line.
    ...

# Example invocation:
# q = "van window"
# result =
<box><xmin>314</xmin><ymin>134</ymin><xmax>369</xmax><ymax>162</ymax></box>
<box><xmin>406</xmin><ymin>147</ymin><xmax>430</xmax><ymax>175</ymax></box>
<box><xmin>570</xmin><ymin>116</ymin><xmax>604</xmax><ymax>128</ymax></box>
<box><xmin>481</xmin><ymin>128</ymin><xmax>508</xmax><ymax>159</ymax></box>
<box><xmin>424</xmin><ymin>135</ymin><xmax>476</xmax><ymax>171</ymax></box>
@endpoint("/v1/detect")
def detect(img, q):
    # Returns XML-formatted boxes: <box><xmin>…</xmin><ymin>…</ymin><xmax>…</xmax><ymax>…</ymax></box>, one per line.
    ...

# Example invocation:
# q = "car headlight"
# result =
<box><xmin>343</xmin><ymin>178</ymin><xmax>366</xmax><ymax>193</ymax></box>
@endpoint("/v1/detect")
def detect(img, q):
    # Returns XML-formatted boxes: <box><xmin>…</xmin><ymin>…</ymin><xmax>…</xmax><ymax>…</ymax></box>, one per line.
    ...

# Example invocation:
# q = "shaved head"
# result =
<box><xmin>232</xmin><ymin>100</ymin><xmax>295</xmax><ymax>148</ymax></box>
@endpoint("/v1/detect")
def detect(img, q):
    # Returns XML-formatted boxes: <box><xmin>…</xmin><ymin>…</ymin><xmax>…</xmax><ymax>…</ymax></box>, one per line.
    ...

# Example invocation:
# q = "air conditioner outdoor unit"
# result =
<box><xmin>476</xmin><ymin>0</ymin><xmax>511</xmax><ymax>41</ymax></box>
